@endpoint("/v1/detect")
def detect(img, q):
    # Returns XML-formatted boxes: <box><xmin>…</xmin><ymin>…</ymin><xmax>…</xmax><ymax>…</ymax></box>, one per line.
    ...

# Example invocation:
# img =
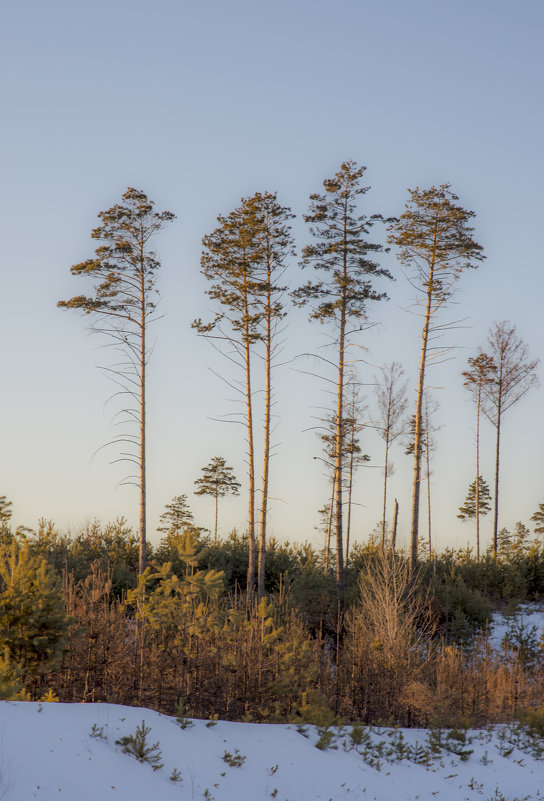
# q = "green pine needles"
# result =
<box><xmin>115</xmin><ymin>720</ymin><xmax>163</xmax><ymax>770</ymax></box>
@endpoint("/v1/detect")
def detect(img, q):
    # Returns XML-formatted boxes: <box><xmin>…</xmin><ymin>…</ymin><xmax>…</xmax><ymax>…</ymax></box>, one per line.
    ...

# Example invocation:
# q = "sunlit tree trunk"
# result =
<box><xmin>258</xmin><ymin>237</ymin><xmax>272</xmax><ymax>600</ymax></box>
<box><xmin>410</xmin><ymin>261</ymin><xmax>433</xmax><ymax>575</ymax></box>
<box><xmin>244</xmin><ymin>291</ymin><xmax>256</xmax><ymax>594</ymax></box>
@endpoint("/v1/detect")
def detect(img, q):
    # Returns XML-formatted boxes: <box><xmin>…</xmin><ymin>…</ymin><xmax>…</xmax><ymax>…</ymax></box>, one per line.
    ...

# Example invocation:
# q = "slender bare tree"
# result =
<box><xmin>58</xmin><ymin>188</ymin><xmax>175</xmax><ymax>574</ymax></box>
<box><xmin>317</xmin><ymin>383</ymin><xmax>368</xmax><ymax>570</ymax></box>
<box><xmin>343</xmin><ymin>380</ymin><xmax>369</xmax><ymax>561</ymax></box>
<box><xmin>251</xmin><ymin>193</ymin><xmax>294</xmax><ymax>600</ymax></box>
<box><xmin>462</xmin><ymin>352</ymin><xmax>496</xmax><ymax>559</ymax></box>
<box><xmin>481</xmin><ymin>322</ymin><xmax>539</xmax><ymax>555</ymax></box>
<box><xmin>404</xmin><ymin>395</ymin><xmax>439</xmax><ymax>556</ymax></box>
<box><xmin>374</xmin><ymin>362</ymin><xmax>408</xmax><ymax>548</ymax></box>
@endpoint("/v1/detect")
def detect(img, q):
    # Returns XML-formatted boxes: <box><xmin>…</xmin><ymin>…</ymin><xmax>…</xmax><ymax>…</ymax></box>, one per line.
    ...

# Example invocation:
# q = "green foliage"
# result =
<box><xmin>58</xmin><ymin>189</ymin><xmax>175</xmax><ymax>575</ymax></box>
<box><xmin>115</xmin><ymin>721</ymin><xmax>163</xmax><ymax>770</ymax></box>
<box><xmin>294</xmin><ymin>161</ymin><xmax>391</xmax><ymax>323</ymax></box>
<box><xmin>157</xmin><ymin>495</ymin><xmax>195</xmax><ymax>538</ymax></box>
<box><xmin>388</xmin><ymin>184</ymin><xmax>484</xmax><ymax>297</ymax></box>
<box><xmin>0</xmin><ymin>541</ymin><xmax>67</xmax><ymax>694</ymax></box>
<box><xmin>458</xmin><ymin>476</ymin><xmax>492</xmax><ymax>521</ymax></box>
<box><xmin>199</xmin><ymin>529</ymin><xmax>250</xmax><ymax>589</ymax></box>
<box><xmin>496</xmin><ymin>719</ymin><xmax>544</xmax><ymax>760</ymax></box>
<box><xmin>194</xmin><ymin>457</ymin><xmax>240</xmax><ymax>538</ymax></box>
<box><xmin>348</xmin><ymin>724</ymin><xmax>366</xmax><ymax>748</ymax></box>
<box><xmin>39</xmin><ymin>687</ymin><xmax>59</xmax><ymax>702</ymax></box>
<box><xmin>428</xmin><ymin>564</ymin><xmax>491</xmax><ymax>641</ymax></box>
<box><xmin>175</xmin><ymin>698</ymin><xmax>194</xmax><ymax>729</ymax></box>
<box><xmin>222</xmin><ymin>748</ymin><xmax>246</xmax><ymax>767</ymax></box>
<box><xmin>517</xmin><ymin>705</ymin><xmax>544</xmax><ymax>739</ymax></box>
<box><xmin>315</xmin><ymin>728</ymin><xmax>336</xmax><ymax>751</ymax></box>
<box><xmin>124</xmin><ymin>560</ymin><xmax>225</xmax><ymax>639</ymax></box>
<box><xmin>511</xmin><ymin>522</ymin><xmax>533</xmax><ymax>556</ymax></box>
<box><xmin>293</xmin><ymin>690</ymin><xmax>336</xmax><ymax>728</ymax></box>
<box><xmin>169</xmin><ymin>768</ymin><xmax>183</xmax><ymax>783</ymax></box>
<box><xmin>443</xmin><ymin>728</ymin><xmax>473</xmax><ymax>761</ymax></box>
<box><xmin>154</xmin><ymin>527</ymin><xmax>206</xmax><ymax>578</ymax></box>
<box><xmin>0</xmin><ymin>497</ymin><xmax>13</xmax><ymax>527</ymax></box>
<box><xmin>22</xmin><ymin>518</ymin><xmax>139</xmax><ymax>595</ymax></box>
<box><xmin>531</xmin><ymin>503</ymin><xmax>544</xmax><ymax>535</ymax></box>
<box><xmin>0</xmin><ymin>648</ymin><xmax>27</xmax><ymax>700</ymax></box>
<box><xmin>58</xmin><ymin>189</ymin><xmax>175</xmax><ymax>318</ymax></box>
<box><xmin>89</xmin><ymin>723</ymin><xmax>107</xmax><ymax>740</ymax></box>
<box><xmin>501</xmin><ymin>618</ymin><xmax>541</xmax><ymax>668</ymax></box>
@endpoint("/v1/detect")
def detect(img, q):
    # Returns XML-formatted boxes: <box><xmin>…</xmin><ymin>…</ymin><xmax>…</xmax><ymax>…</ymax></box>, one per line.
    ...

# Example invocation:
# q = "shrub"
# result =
<box><xmin>0</xmin><ymin>542</ymin><xmax>67</xmax><ymax>696</ymax></box>
<box><xmin>115</xmin><ymin>721</ymin><xmax>163</xmax><ymax>770</ymax></box>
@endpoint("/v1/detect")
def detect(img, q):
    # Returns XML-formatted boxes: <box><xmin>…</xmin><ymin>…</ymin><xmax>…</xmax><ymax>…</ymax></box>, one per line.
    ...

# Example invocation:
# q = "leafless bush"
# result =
<box><xmin>339</xmin><ymin>552</ymin><xmax>435</xmax><ymax>724</ymax></box>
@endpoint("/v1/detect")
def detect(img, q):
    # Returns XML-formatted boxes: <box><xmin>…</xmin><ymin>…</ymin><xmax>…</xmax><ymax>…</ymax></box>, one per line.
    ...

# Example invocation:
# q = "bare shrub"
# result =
<box><xmin>339</xmin><ymin>552</ymin><xmax>435</xmax><ymax>725</ymax></box>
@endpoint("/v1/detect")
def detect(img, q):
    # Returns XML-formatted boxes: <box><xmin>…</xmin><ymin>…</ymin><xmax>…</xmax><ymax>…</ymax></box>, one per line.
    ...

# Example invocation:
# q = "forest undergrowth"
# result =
<box><xmin>1</xmin><ymin>518</ymin><xmax>544</xmax><ymax>730</ymax></box>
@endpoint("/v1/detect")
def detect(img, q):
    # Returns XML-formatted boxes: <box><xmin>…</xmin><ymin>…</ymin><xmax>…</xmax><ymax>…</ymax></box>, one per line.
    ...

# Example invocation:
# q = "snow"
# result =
<box><xmin>1</xmin><ymin>701</ymin><xmax>544</xmax><ymax>800</ymax></box>
<box><xmin>489</xmin><ymin>604</ymin><xmax>544</xmax><ymax>650</ymax></box>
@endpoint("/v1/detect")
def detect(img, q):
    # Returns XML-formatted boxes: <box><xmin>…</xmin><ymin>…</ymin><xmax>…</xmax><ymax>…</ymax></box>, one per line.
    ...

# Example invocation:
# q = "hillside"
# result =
<box><xmin>1</xmin><ymin>702</ymin><xmax>543</xmax><ymax>801</ymax></box>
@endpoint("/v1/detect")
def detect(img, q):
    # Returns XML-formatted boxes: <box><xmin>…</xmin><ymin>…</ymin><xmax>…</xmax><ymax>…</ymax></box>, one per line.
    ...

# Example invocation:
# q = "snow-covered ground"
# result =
<box><xmin>489</xmin><ymin>604</ymin><xmax>544</xmax><ymax>650</ymax></box>
<box><xmin>489</xmin><ymin>603</ymin><xmax>544</xmax><ymax>648</ymax></box>
<box><xmin>1</xmin><ymin>701</ymin><xmax>544</xmax><ymax>801</ymax></box>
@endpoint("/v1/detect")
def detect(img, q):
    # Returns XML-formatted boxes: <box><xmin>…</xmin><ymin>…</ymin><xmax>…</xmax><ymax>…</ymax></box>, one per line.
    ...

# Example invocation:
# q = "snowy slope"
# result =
<box><xmin>489</xmin><ymin>604</ymin><xmax>544</xmax><ymax>650</ymax></box>
<box><xmin>1</xmin><ymin>702</ymin><xmax>544</xmax><ymax>801</ymax></box>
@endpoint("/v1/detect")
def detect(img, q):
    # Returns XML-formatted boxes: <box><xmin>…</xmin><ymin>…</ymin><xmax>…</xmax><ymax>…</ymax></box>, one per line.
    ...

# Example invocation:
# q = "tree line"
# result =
<box><xmin>2</xmin><ymin>510</ymin><xmax>544</xmax><ymax>725</ymax></box>
<box><xmin>56</xmin><ymin>163</ymin><xmax>540</xmax><ymax>637</ymax></box>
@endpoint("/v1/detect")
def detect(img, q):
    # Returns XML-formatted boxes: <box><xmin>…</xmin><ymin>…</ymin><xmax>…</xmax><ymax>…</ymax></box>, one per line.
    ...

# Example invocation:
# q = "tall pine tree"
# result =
<box><xmin>195</xmin><ymin>193</ymin><xmax>293</xmax><ymax>594</ymax></box>
<box><xmin>388</xmin><ymin>185</ymin><xmax>484</xmax><ymax>575</ymax></box>
<box><xmin>58</xmin><ymin>189</ymin><xmax>174</xmax><ymax>574</ymax></box>
<box><xmin>293</xmin><ymin>161</ymin><xmax>391</xmax><ymax>618</ymax></box>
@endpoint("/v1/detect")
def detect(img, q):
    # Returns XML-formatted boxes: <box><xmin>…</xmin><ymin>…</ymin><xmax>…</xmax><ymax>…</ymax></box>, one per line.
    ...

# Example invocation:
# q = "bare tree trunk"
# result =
<box><xmin>346</xmin><ymin>444</ymin><xmax>354</xmax><ymax>562</ymax></box>
<box><xmin>426</xmin><ymin>436</ymin><xmax>431</xmax><ymax>556</ymax></box>
<box><xmin>391</xmin><ymin>498</ymin><xmax>399</xmax><ymax>552</ymax></box>
<box><xmin>244</xmin><ymin>309</ymin><xmax>256</xmax><ymax>594</ymax></box>
<box><xmin>214</xmin><ymin>492</ymin><xmax>219</xmax><ymax>544</ymax></box>
<box><xmin>139</xmin><ymin>275</ymin><xmax>146</xmax><ymax>576</ymax></box>
<box><xmin>334</xmin><ymin>246</ymin><xmax>347</xmax><ymax>618</ymax></box>
<box><xmin>475</xmin><ymin>386</ymin><xmax>481</xmax><ymax>560</ymax></box>
<box><xmin>258</xmin><ymin>261</ymin><xmax>272</xmax><ymax>600</ymax></box>
<box><xmin>410</xmin><ymin>262</ymin><xmax>434</xmax><ymax>576</ymax></box>
<box><xmin>382</xmin><ymin>439</ymin><xmax>390</xmax><ymax>548</ymax></box>
<box><xmin>492</xmin><ymin>405</ymin><xmax>501</xmax><ymax>557</ymax></box>
<box><xmin>324</xmin><ymin>471</ymin><xmax>336</xmax><ymax>572</ymax></box>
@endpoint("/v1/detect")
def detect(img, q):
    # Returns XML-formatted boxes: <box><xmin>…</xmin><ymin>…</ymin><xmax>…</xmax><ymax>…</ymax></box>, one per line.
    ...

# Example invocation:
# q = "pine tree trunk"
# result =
<box><xmin>258</xmin><ymin>260</ymin><xmax>272</xmax><ymax>601</ymax></box>
<box><xmin>325</xmin><ymin>471</ymin><xmax>336</xmax><ymax>572</ymax></box>
<box><xmin>382</xmin><ymin>438</ymin><xmax>390</xmax><ymax>548</ymax></box>
<box><xmin>244</xmin><ymin>304</ymin><xmax>256</xmax><ymax>594</ymax></box>
<box><xmin>426</xmin><ymin>434</ymin><xmax>431</xmax><ymax>556</ymax></box>
<box><xmin>475</xmin><ymin>386</ymin><xmax>481</xmax><ymax>560</ymax></box>
<box><xmin>493</xmin><ymin>405</ymin><xmax>501</xmax><ymax>557</ymax></box>
<box><xmin>391</xmin><ymin>498</ymin><xmax>399</xmax><ymax>552</ymax></box>
<box><xmin>334</xmin><ymin>222</ymin><xmax>347</xmax><ymax>620</ymax></box>
<box><xmin>214</xmin><ymin>492</ymin><xmax>219</xmax><ymax>544</ymax></box>
<box><xmin>410</xmin><ymin>260</ymin><xmax>434</xmax><ymax>576</ymax></box>
<box><xmin>139</xmin><ymin>270</ymin><xmax>146</xmax><ymax>576</ymax></box>
<box><xmin>346</xmin><ymin>443</ymin><xmax>354</xmax><ymax>562</ymax></box>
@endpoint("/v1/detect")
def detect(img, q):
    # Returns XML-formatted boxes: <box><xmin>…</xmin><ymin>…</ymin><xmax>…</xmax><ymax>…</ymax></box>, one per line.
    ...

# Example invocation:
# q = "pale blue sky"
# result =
<box><xmin>1</xmin><ymin>0</ymin><xmax>543</xmax><ymax>553</ymax></box>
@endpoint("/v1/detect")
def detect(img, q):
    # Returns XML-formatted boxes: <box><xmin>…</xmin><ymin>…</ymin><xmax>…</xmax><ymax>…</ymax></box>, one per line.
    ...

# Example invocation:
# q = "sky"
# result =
<box><xmin>1</xmin><ymin>0</ymin><xmax>543</xmax><ymax>554</ymax></box>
